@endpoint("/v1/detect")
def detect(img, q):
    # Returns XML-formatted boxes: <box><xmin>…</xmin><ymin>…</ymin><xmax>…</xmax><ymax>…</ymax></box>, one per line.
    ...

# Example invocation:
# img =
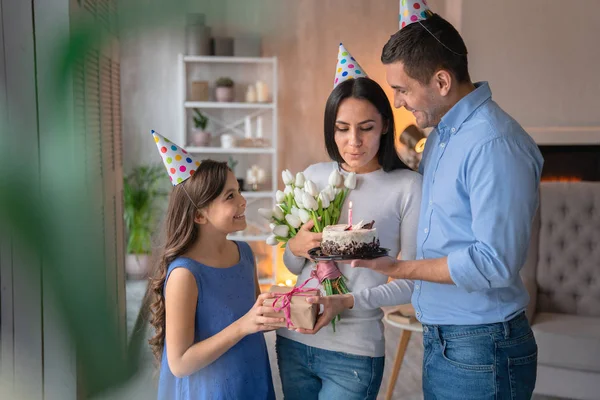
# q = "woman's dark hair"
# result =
<box><xmin>381</xmin><ymin>14</ymin><xmax>470</xmax><ymax>85</ymax></box>
<box><xmin>324</xmin><ymin>77</ymin><xmax>409</xmax><ymax>172</ymax></box>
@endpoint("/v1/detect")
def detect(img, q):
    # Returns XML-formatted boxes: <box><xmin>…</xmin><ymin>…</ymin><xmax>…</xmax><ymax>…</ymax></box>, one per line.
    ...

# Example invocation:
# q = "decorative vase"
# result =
<box><xmin>126</xmin><ymin>254</ymin><xmax>150</xmax><ymax>280</ymax></box>
<box><xmin>185</xmin><ymin>14</ymin><xmax>211</xmax><ymax>56</ymax></box>
<box><xmin>215</xmin><ymin>86</ymin><xmax>234</xmax><ymax>102</ymax></box>
<box><xmin>192</xmin><ymin>129</ymin><xmax>211</xmax><ymax>146</ymax></box>
<box><xmin>220</xmin><ymin>134</ymin><xmax>235</xmax><ymax>148</ymax></box>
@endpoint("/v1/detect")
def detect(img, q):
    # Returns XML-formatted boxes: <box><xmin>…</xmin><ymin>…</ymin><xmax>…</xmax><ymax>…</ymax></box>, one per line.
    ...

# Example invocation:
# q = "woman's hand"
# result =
<box><xmin>288</xmin><ymin>220</ymin><xmax>322</xmax><ymax>259</ymax></box>
<box><xmin>294</xmin><ymin>294</ymin><xmax>355</xmax><ymax>335</ymax></box>
<box><xmin>236</xmin><ymin>293</ymin><xmax>284</xmax><ymax>336</ymax></box>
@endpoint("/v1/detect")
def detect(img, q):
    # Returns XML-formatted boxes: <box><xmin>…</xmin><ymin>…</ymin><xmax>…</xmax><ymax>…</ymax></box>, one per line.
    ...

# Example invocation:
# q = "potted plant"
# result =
<box><xmin>215</xmin><ymin>76</ymin><xmax>235</xmax><ymax>102</ymax></box>
<box><xmin>123</xmin><ymin>164</ymin><xmax>168</xmax><ymax>279</ymax></box>
<box><xmin>191</xmin><ymin>108</ymin><xmax>211</xmax><ymax>146</ymax></box>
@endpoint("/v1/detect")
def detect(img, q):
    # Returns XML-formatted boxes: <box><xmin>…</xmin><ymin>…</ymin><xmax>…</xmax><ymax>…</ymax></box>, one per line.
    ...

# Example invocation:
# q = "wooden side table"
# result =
<box><xmin>383</xmin><ymin>313</ymin><xmax>423</xmax><ymax>400</ymax></box>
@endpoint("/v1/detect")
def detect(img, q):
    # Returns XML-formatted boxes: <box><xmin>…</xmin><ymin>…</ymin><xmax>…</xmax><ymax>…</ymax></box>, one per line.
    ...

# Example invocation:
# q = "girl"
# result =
<box><xmin>147</xmin><ymin>135</ymin><xmax>280</xmax><ymax>400</ymax></box>
<box><xmin>276</xmin><ymin>46</ymin><xmax>422</xmax><ymax>400</ymax></box>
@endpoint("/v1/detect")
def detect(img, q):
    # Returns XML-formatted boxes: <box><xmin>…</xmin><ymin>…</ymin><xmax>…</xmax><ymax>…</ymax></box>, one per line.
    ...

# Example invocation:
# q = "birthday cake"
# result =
<box><xmin>321</xmin><ymin>220</ymin><xmax>380</xmax><ymax>256</ymax></box>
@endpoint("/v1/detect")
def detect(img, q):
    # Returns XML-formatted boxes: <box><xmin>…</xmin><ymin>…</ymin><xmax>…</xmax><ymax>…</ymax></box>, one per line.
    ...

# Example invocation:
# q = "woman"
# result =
<box><xmin>276</xmin><ymin>45</ymin><xmax>423</xmax><ymax>400</ymax></box>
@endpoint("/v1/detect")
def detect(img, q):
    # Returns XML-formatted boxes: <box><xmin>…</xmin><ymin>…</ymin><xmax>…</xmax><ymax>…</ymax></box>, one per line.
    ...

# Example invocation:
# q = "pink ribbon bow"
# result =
<box><xmin>272</xmin><ymin>278</ymin><xmax>315</xmax><ymax>329</ymax></box>
<box><xmin>311</xmin><ymin>261</ymin><xmax>342</xmax><ymax>282</ymax></box>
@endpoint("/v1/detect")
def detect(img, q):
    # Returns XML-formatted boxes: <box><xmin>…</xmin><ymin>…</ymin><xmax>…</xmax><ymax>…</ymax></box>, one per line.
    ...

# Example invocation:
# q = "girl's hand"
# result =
<box><xmin>237</xmin><ymin>293</ymin><xmax>284</xmax><ymax>336</ymax></box>
<box><xmin>288</xmin><ymin>220</ymin><xmax>322</xmax><ymax>259</ymax></box>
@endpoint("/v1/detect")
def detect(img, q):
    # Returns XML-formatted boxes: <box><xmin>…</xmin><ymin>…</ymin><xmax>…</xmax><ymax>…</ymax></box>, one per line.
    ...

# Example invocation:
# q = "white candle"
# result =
<box><xmin>348</xmin><ymin>201</ymin><xmax>353</xmax><ymax>226</ymax></box>
<box><xmin>244</xmin><ymin>116</ymin><xmax>252</xmax><ymax>139</ymax></box>
<box><xmin>256</xmin><ymin>80</ymin><xmax>269</xmax><ymax>102</ymax></box>
<box><xmin>256</xmin><ymin>116</ymin><xmax>263</xmax><ymax>138</ymax></box>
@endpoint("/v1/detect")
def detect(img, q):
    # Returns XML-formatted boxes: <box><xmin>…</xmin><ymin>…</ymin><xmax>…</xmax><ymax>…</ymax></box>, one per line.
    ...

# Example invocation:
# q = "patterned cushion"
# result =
<box><xmin>536</xmin><ymin>182</ymin><xmax>600</xmax><ymax>317</ymax></box>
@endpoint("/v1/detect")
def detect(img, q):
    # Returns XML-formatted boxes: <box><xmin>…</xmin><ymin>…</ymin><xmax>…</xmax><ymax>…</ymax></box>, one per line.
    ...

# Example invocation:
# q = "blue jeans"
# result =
<box><xmin>422</xmin><ymin>312</ymin><xmax>538</xmax><ymax>400</ymax></box>
<box><xmin>275</xmin><ymin>335</ymin><xmax>385</xmax><ymax>400</ymax></box>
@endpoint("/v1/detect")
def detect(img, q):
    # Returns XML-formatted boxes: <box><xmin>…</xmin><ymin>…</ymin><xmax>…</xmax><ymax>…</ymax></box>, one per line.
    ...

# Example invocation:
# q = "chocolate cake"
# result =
<box><xmin>321</xmin><ymin>220</ymin><xmax>380</xmax><ymax>256</ymax></box>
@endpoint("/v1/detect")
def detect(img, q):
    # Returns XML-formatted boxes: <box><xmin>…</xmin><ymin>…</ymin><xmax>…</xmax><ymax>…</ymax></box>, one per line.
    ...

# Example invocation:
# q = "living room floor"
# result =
<box><xmin>96</xmin><ymin>280</ymin><xmax>570</xmax><ymax>400</ymax></box>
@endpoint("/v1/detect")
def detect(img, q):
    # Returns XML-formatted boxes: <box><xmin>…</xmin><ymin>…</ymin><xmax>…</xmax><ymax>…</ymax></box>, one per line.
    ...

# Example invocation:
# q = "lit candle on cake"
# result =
<box><xmin>348</xmin><ymin>201</ymin><xmax>353</xmax><ymax>226</ymax></box>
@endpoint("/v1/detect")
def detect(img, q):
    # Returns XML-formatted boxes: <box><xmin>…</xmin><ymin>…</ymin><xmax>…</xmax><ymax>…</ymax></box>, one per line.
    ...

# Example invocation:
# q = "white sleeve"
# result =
<box><xmin>352</xmin><ymin>279</ymin><xmax>414</xmax><ymax>309</ymax></box>
<box><xmin>283</xmin><ymin>243</ymin><xmax>308</xmax><ymax>276</ymax></box>
<box><xmin>351</xmin><ymin>174</ymin><xmax>423</xmax><ymax>310</ymax></box>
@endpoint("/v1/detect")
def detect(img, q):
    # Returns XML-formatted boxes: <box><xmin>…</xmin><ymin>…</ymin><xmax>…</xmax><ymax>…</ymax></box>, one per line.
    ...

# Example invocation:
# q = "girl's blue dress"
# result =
<box><xmin>158</xmin><ymin>241</ymin><xmax>275</xmax><ymax>400</ymax></box>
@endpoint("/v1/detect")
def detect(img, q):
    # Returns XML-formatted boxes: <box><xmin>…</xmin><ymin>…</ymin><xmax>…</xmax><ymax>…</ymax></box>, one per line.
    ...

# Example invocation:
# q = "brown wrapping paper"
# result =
<box><xmin>263</xmin><ymin>286</ymin><xmax>319</xmax><ymax>330</ymax></box>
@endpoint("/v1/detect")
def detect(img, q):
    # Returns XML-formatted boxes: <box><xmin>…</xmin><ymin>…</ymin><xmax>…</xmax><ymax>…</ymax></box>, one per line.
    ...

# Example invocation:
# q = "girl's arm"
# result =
<box><xmin>165</xmin><ymin>268</ymin><xmax>283</xmax><ymax>378</ymax></box>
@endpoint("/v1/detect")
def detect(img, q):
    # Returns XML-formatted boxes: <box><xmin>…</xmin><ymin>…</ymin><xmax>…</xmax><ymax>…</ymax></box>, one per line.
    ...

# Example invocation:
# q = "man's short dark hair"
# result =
<box><xmin>381</xmin><ymin>14</ymin><xmax>470</xmax><ymax>85</ymax></box>
<box><xmin>324</xmin><ymin>78</ymin><xmax>409</xmax><ymax>173</ymax></box>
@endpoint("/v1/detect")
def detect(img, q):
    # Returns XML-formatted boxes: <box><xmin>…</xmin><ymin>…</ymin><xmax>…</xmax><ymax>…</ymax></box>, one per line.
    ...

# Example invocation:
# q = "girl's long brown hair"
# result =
<box><xmin>147</xmin><ymin>160</ymin><xmax>229</xmax><ymax>362</ymax></box>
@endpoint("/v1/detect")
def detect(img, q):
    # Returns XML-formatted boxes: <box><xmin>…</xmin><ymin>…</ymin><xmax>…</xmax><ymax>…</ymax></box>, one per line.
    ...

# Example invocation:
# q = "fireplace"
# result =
<box><xmin>538</xmin><ymin>145</ymin><xmax>600</xmax><ymax>182</ymax></box>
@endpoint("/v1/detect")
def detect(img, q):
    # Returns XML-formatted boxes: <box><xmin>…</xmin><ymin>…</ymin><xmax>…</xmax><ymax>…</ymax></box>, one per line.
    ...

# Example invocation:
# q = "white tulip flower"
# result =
<box><xmin>304</xmin><ymin>180</ymin><xmax>319</xmax><ymax>197</ymax></box>
<box><xmin>324</xmin><ymin>186</ymin><xmax>336</xmax><ymax>202</ymax></box>
<box><xmin>319</xmin><ymin>192</ymin><xmax>331</xmax><ymax>208</ymax></box>
<box><xmin>294</xmin><ymin>187</ymin><xmax>304</xmax><ymax>199</ymax></box>
<box><xmin>266</xmin><ymin>235</ymin><xmax>278</xmax><ymax>246</ymax></box>
<box><xmin>269</xmin><ymin>223</ymin><xmax>276</xmax><ymax>231</ymax></box>
<box><xmin>282</xmin><ymin>169</ymin><xmax>294</xmax><ymax>185</ymax></box>
<box><xmin>298</xmin><ymin>208</ymin><xmax>311</xmax><ymax>224</ymax></box>
<box><xmin>344</xmin><ymin>172</ymin><xmax>357</xmax><ymax>189</ymax></box>
<box><xmin>276</xmin><ymin>190</ymin><xmax>286</xmax><ymax>203</ymax></box>
<box><xmin>285</xmin><ymin>214</ymin><xmax>302</xmax><ymax>229</ymax></box>
<box><xmin>302</xmin><ymin>192</ymin><xmax>318</xmax><ymax>211</ymax></box>
<box><xmin>291</xmin><ymin>206</ymin><xmax>300</xmax><ymax>217</ymax></box>
<box><xmin>284</xmin><ymin>185</ymin><xmax>293</xmax><ymax>195</ymax></box>
<box><xmin>273</xmin><ymin>224</ymin><xmax>289</xmax><ymax>238</ymax></box>
<box><xmin>273</xmin><ymin>206</ymin><xmax>284</xmax><ymax>220</ymax></box>
<box><xmin>295</xmin><ymin>172</ymin><xmax>306</xmax><ymax>188</ymax></box>
<box><xmin>328</xmin><ymin>168</ymin><xmax>343</xmax><ymax>187</ymax></box>
<box><xmin>294</xmin><ymin>194</ymin><xmax>304</xmax><ymax>208</ymax></box>
<box><xmin>258</xmin><ymin>208</ymin><xmax>273</xmax><ymax>220</ymax></box>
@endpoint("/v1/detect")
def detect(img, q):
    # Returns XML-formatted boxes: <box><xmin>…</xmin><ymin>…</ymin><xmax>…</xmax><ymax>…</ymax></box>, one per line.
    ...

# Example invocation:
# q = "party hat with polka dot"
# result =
<box><xmin>399</xmin><ymin>0</ymin><xmax>433</xmax><ymax>29</ymax></box>
<box><xmin>334</xmin><ymin>43</ymin><xmax>368</xmax><ymax>88</ymax></box>
<box><xmin>151</xmin><ymin>130</ymin><xmax>201</xmax><ymax>186</ymax></box>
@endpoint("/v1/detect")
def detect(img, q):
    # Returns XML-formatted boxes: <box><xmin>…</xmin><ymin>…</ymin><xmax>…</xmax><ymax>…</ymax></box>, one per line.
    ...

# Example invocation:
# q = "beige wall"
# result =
<box><xmin>460</xmin><ymin>0</ymin><xmax>600</xmax><ymax>132</ymax></box>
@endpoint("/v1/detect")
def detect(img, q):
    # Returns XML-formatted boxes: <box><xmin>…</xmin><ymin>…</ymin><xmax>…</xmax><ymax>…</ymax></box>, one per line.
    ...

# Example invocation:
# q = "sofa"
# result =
<box><xmin>521</xmin><ymin>182</ymin><xmax>600</xmax><ymax>400</ymax></box>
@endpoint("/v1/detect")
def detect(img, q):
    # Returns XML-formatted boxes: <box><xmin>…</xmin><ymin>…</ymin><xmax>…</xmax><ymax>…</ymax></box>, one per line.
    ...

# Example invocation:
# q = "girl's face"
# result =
<box><xmin>334</xmin><ymin>97</ymin><xmax>386</xmax><ymax>173</ymax></box>
<box><xmin>201</xmin><ymin>170</ymin><xmax>247</xmax><ymax>234</ymax></box>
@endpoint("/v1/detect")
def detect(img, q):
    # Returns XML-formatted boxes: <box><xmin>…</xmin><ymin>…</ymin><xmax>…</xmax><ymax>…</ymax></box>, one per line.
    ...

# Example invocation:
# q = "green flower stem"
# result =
<box><xmin>310</xmin><ymin>210</ymin><xmax>321</xmax><ymax>232</ymax></box>
<box><xmin>323</xmin><ymin>278</ymin><xmax>337</xmax><ymax>332</ymax></box>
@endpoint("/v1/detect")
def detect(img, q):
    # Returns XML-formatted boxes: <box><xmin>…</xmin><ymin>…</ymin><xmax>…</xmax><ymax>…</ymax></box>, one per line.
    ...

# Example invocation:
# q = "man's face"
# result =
<box><xmin>385</xmin><ymin>62</ymin><xmax>446</xmax><ymax>129</ymax></box>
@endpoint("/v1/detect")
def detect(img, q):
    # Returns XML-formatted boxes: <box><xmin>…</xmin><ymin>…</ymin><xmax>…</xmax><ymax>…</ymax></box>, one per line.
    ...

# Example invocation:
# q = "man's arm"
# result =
<box><xmin>350</xmin><ymin>256</ymin><xmax>453</xmax><ymax>283</ymax></box>
<box><xmin>354</xmin><ymin>137</ymin><xmax>542</xmax><ymax>292</ymax></box>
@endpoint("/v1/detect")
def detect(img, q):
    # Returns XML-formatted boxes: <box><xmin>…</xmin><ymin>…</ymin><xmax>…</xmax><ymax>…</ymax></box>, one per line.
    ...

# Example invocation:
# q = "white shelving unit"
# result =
<box><xmin>177</xmin><ymin>54</ymin><xmax>279</xmax><ymax>285</ymax></box>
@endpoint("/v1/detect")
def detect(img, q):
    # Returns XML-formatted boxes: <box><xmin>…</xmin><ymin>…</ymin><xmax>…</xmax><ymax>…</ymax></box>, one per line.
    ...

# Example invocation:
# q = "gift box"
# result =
<box><xmin>263</xmin><ymin>285</ymin><xmax>319</xmax><ymax>330</ymax></box>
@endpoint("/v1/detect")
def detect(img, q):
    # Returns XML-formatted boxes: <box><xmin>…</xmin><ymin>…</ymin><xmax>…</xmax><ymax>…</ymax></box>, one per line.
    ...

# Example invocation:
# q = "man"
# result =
<box><xmin>301</xmin><ymin>5</ymin><xmax>543</xmax><ymax>399</ymax></box>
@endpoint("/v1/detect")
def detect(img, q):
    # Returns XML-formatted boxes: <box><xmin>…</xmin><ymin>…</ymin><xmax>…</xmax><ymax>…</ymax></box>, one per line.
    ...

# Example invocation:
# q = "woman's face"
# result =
<box><xmin>334</xmin><ymin>97</ymin><xmax>386</xmax><ymax>173</ymax></box>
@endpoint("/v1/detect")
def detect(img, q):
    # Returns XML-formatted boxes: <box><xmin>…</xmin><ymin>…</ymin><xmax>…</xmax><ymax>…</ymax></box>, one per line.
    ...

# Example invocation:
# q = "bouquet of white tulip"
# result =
<box><xmin>258</xmin><ymin>166</ymin><xmax>357</xmax><ymax>331</ymax></box>
<box><xmin>259</xmin><ymin>167</ymin><xmax>356</xmax><ymax>246</ymax></box>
